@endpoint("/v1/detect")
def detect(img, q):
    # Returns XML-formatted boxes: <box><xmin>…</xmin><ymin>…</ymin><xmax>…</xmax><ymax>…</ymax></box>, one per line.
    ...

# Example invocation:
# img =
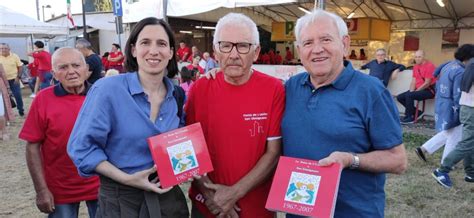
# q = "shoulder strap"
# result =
<box><xmin>173</xmin><ymin>85</ymin><xmax>185</xmax><ymax>119</ymax></box>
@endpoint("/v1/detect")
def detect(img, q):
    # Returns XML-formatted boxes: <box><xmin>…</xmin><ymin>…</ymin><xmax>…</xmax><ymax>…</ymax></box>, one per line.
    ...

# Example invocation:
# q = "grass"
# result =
<box><xmin>384</xmin><ymin>132</ymin><xmax>474</xmax><ymax>217</ymax></box>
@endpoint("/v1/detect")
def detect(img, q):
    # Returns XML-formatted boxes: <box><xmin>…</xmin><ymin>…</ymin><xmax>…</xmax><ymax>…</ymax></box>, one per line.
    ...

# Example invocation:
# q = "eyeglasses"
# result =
<box><xmin>217</xmin><ymin>41</ymin><xmax>254</xmax><ymax>54</ymax></box>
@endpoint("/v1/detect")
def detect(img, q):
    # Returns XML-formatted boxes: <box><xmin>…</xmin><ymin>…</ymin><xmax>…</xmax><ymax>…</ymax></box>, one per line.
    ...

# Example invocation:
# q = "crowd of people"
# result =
<box><xmin>0</xmin><ymin>7</ymin><xmax>473</xmax><ymax>218</ymax></box>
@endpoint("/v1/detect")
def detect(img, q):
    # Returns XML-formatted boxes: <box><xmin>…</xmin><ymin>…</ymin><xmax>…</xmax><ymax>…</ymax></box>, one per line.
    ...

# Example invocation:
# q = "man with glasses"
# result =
<box><xmin>186</xmin><ymin>13</ymin><xmax>285</xmax><ymax>218</ymax></box>
<box><xmin>0</xmin><ymin>43</ymin><xmax>24</xmax><ymax>116</ymax></box>
<box><xmin>361</xmin><ymin>48</ymin><xmax>405</xmax><ymax>87</ymax></box>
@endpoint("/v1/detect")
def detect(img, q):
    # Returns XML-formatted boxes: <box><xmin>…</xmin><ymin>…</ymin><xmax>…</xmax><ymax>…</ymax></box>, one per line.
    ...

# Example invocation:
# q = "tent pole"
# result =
<box><xmin>163</xmin><ymin>0</ymin><xmax>168</xmax><ymax>22</ymax></box>
<box><xmin>315</xmin><ymin>0</ymin><xmax>325</xmax><ymax>10</ymax></box>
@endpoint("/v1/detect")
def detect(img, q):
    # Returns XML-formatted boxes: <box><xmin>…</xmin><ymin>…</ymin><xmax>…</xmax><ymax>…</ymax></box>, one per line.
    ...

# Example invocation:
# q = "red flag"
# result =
<box><xmin>67</xmin><ymin>0</ymin><xmax>75</xmax><ymax>27</ymax></box>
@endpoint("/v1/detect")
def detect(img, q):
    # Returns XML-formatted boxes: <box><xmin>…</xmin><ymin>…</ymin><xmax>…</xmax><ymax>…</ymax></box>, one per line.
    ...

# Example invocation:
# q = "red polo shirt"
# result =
<box><xmin>19</xmin><ymin>84</ymin><xmax>99</xmax><ymax>204</ymax></box>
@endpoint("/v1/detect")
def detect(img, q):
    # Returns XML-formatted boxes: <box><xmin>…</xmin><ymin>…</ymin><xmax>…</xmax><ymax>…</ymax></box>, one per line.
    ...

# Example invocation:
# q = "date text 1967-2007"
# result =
<box><xmin>175</xmin><ymin>168</ymin><xmax>199</xmax><ymax>182</ymax></box>
<box><xmin>283</xmin><ymin>202</ymin><xmax>314</xmax><ymax>213</ymax></box>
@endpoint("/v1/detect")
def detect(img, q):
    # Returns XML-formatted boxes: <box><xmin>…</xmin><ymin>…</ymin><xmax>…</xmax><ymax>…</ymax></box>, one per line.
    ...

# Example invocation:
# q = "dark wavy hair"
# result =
<box><xmin>124</xmin><ymin>17</ymin><xmax>178</xmax><ymax>78</ymax></box>
<box><xmin>454</xmin><ymin>44</ymin><xmax>474</xmax><ymax>62</ymax></box>
<box><xmin>34</xmin><ymin>41</ymin><xmax>45</xmax><ymax>48</ymax></box>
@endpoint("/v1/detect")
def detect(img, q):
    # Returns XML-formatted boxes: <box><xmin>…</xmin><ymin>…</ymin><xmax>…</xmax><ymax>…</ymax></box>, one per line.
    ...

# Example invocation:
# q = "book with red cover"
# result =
<box><xmin>147</xmin><ymin>123</ymin><xmax>213</xmax><ymax>188</ymax></box>
<box><xmin>265</xmin><ymin>156</ymin><xmax>342</xmax><ymax>217</ymax></box>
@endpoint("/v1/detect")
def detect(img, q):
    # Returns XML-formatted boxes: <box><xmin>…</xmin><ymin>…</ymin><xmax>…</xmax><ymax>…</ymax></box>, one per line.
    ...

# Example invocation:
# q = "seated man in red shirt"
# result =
<box><xmin>186</xmin><ymin>13</ymin><xmax>285</xmax><ymax>218</ymax></box>
<box><xmin>20</xmin><ymin>47</ymin><xmax>99</xmax><ymax>217</ymax></box>
<box><xmin>397</xmin><ymin>50</ymin><xmax>436</xmax><ymax>124</ymax></box>
<box><xmin>285</xmin><ymin>46</ymin><xmax>294</xmax><ymax>63</ymax></box>
<box><xmin>177</xmin><ymin>41</ymin><xmax>191</xmax><ymax>63</ymax></box>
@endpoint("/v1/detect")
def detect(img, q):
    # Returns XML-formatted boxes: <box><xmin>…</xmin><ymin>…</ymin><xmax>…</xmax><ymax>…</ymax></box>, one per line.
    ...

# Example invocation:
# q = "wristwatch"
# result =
<box><xmin>349</xmin><ymin>153</ymin><xmax>360</xmax><ymax>169</ymax></box>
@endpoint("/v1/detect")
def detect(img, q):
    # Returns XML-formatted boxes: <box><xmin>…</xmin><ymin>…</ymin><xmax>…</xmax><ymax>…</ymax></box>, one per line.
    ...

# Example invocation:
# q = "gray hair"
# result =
<box><xmin>376</xmin><ymin>48</ymin><xmax>386</xmax><ymax>54</ymax></box>
<box><xmin>75</xmin><ymin>38</ymin><xmax>93</xmax><ymax>50</ymax></box>
<box><xmin>295</xmin><ymin>9</ymin><xmax>348</xmax><ymax>44</ymax></box>
<box><xmin>213</xmin><ymin>13</ymin><xmax>260</xmax><ymax>45</ymax></box>
<box><xmin>52</xmin><ymin>47</ymin><xmax>86</xmax><ymax>71</ymax></box>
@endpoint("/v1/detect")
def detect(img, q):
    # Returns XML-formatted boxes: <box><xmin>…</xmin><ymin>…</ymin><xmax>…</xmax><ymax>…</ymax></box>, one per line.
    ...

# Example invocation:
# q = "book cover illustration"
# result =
<box><xmin>148</xmin><ymin>123</ymin><xmax>213</xmax><ymax>188</ymax></box>
<box><xmin>265</xmin><ymin>156</ymin><xmax>342</xmax><ymax>218</ymax></box>
<box><xmin>284</xmin><ymin>172</ymin><xmax>321</xmax><ymax>206</ymax></box>
<box><xmin>167</xmin><ymin>140</ymin><xmax>199</xmax><ymax>175</ymax></box>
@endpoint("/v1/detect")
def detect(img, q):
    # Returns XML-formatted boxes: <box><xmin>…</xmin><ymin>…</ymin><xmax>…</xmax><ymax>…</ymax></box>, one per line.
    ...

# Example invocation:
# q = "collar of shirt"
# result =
<box><xmin>300</xmin><ymin>60</ymin><xmax>355</xmax><ymax>91</ymax></box>
<box><xmin>54</xmin><ymin>82</ymin><xmax>91</xmax><ymax>96</ymax></box>
<box><xmin>127</xmin><ymin>72</ymin><xmax>175</xmax><ymax>100</ymax></box>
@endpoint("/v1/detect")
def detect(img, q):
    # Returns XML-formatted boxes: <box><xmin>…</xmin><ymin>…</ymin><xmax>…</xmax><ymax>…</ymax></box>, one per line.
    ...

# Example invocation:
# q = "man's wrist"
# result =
<box><xmin>349</xmin><ymin>153</ymin><xmax>360</xmax><ymax>169</ymax></box>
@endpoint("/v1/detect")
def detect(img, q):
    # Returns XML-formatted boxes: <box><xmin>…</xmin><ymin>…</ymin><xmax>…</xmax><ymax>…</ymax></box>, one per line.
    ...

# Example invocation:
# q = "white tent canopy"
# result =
<box><xmin>122</xmin><ymin>0</ymin><xmax>296</xmax><ymax>23</ymax></box>
<box><xmin>0</xmin><ymin>5</ymin><xmax>68</xmax><ymax>37</ymax></box>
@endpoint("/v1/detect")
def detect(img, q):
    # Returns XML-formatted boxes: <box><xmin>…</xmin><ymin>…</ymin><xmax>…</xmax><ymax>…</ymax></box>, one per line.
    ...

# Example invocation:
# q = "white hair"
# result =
<box><xmin>213</xmin><ymin>13</ymin><xmax>260</xmax><ymax>45</ymax></box>
<box><xmin>295</xmin><ymin>9</ymin><xmax>348</xmax><ymax>44</ymax></box>
<box><xmin>52</xmin><ymin>47</ymin><xmax>86</xmax><ymax>71</ymax></box>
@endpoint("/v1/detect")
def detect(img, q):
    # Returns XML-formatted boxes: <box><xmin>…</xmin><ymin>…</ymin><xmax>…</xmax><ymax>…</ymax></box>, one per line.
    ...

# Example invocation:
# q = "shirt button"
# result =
<box><xmin>159</xmin><ymin>117</ymin><xmax>163</xmax><ymax>121</ymax></box>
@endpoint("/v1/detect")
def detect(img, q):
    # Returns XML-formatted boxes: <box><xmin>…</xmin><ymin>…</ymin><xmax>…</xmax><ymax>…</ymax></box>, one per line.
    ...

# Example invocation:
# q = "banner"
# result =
<box><xmin>442</xmin><ymin>29</ymin><xmax>460</xmax><ymax>49</ymax></box>
<box><xmin>271</xmin><ymin>22</ymin><xmax>295</xmax><ymax>41</ymax></box>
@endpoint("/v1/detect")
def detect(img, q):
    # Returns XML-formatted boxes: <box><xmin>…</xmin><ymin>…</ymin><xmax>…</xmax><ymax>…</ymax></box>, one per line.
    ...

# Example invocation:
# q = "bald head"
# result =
<box><xmin>52</xmin><ymin>47</ymin><xmax>86</xmax><ymax>71</ymax></box>
<box><xmin>414</xmin><ymin>50</ymin><xmax>426</xmax><ymax>65</ymax></box>
<box><xmin>51</xmin><ymin>47</ymin><xmax>89</xmax><ymax>94</ymax></box>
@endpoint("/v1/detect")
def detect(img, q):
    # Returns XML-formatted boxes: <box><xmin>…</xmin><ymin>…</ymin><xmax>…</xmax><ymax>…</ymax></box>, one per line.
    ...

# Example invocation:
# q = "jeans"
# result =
<box><xmin>7</xmin><ymin>79</ymin><xmax>24</xmax><ymax>114</ymax></box>
<box><xmin>397</xmin><ymin>89</ymin><xmax>434</xmax><ymax>117</ymax></box>
<box><xmin>40</xmin><ymin>72</ymin><xmax>53</xmax><ymax>90</ymax></box>
<box><xmin>48</xmin><ymin>200</ymin><xmax>98</xmax><ymax>218</ymax></box>
<box><xmin>28</xmin><ymin>77</ymin><xmax>37</xmax><ymax>93</ymax></box>
<box><xmin>439</xmin><ymin>106</ymin><xmax>474</xmax><ymax>176</ymax></box>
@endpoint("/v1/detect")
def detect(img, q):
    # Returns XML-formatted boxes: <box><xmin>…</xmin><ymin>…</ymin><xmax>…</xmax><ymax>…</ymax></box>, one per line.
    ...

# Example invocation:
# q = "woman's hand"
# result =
<box><xmin>125</xmin><ymin>166</ymin><xmax>173</xmax><ymax>194</ymax></box>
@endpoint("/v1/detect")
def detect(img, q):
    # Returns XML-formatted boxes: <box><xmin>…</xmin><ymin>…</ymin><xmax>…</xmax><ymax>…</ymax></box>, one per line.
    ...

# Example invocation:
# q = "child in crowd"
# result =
<box><xmin>179</xmin><ymin>67</ymin><xmax>194</xmax><ymax>96</ymax></box>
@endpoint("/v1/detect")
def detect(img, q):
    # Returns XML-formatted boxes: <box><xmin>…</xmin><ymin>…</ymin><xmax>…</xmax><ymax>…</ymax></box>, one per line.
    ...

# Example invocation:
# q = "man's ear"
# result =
<box><xmin>342</xmin><ymin>35</ymin><xmax>351</xmax><ymax>58</ymax></box>
<box><xmin>253</xmin><ymin>45</ymin><xmax>261</xmax><ymax>62</ymax></box>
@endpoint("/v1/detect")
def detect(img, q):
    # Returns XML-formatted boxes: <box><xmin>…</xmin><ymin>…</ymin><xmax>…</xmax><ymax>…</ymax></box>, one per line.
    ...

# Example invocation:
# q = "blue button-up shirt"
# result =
<box><xmin>283</xmin><ymin>61</ymin><xmax>402</xmax><ymax>218</ymax></box>
<box><xmin>361</xmin><ymin>59</ymin><xmax>406</xmax><ymax>87</ymax></box>
<box><xmin>205</xmin><ymin>58</ymin><xmax>218</xmax><ymax>73</ymax></box>
<box><xmin>67</xmin><ymin>72</ymin><xmax>182</xmax><ymax>177</ymax></box>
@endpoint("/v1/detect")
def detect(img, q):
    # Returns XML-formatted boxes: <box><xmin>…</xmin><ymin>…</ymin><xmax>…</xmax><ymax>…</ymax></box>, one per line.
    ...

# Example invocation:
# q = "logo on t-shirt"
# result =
<box><xmin>243</xmin><ymin>113</ymin><xmax>268</xmax><ymax>137</ymax></box>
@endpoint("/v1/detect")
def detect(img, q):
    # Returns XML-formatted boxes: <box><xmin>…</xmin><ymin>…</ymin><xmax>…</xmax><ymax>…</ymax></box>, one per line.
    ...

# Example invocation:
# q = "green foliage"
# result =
<box><xmin>94</xmin><ymin>0</ymin><xmax>113</xmax><ymax>12</ymax></box>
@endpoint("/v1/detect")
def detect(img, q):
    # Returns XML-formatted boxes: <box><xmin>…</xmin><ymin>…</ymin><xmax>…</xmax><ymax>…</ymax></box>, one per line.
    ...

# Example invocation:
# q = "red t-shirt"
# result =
<box><xmin>261</xmin><ymin>54</ymin><xmax>271</xmax><ymax>64</ymax></box>
<box><xmin>108</xmin><ymin>51</ymin><xmax>124</xmax><ymax>66</ymax></box>
<box><xmin>275</xmin><ymin>54</ymin><xmax>283</xmax><ymax>65</ymax></box>
<box><xmin>413</xmin><ymin>60</ymin><xmax>436</xmax><ymax>89</ymax></box>
<box><xmin>32</xmin><ymin>50</ymin><xmax>52</xmax><ymax>72</ymax></box>
<box><xmin>28</xmin><ymin>62</ymin><xmax>38</xmax><ymax>77</ymax></box>
<box><xmin>186</xmin><ymin>71</ymin><xmax>285</xmax><ymax>218</ymax></box>
<box><xmin>187</xmin><ymin>64</ymin><xmax>204</xmax><ymax>75</ymax></box>
<box><xmin>285</xmin><ymin>50</ymin><xmax>293</xmax><ymax>61</ymax></box>
<box><xmin>101</xmin><ymin>57</ymin><xmax>109</xmax><ymax>69</ymax></box>
<box><xmin>19</xmin><ymin>86</ymin><xmax>99</xmax><ymax>204</ymax></box>
<box><xmin>268</xmin><ymin>51</ymin><xmax>275</xmax><ymax>64</ymax></box>
<box><xmin>177</xmin><ymin>46</ymin><xmax>191</xmax><ymax>62</ymax></box>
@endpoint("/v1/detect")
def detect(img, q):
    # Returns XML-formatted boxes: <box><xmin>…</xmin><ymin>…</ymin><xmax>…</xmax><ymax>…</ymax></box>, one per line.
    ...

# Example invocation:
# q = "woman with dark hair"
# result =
<box><xmin>107</xmin><ymin>43</ymin><xmax>124</xmax><ymax>73</ymax></box>
<box><xmin>67</xmin><ymin>17</ymin><xmax>189</xmax><ymax>217</ymax></box>
<box><xmin>101</xmin><ymin>52</ymin><xmax>109</xmax><ymax>71</ymax></box>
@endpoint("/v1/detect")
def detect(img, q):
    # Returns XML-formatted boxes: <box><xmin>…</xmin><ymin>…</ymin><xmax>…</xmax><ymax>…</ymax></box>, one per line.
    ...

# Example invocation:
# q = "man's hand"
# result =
<box><xmin>124</xmin><ymin>166</ymin><xmax>172</xmax><ymax>194</ymax></box>
<box><xmin>204</xmin><ymin>183</ymin><xmax>241</xmax><ymax>215</ymax></box>
<box><xmin>318</xmin><ymin>151</ymin><xmax>353</xmax><ymax>168</ymax></box>
<box><xmin>203</xmin><ymin>68</ymin><xmax>220</xmax><ymax>79</ymax></box>
<box><xmin>14</xmin><ymin>77</ymin><xmax>20</xmax><ymax>85</ymax></box>
<box><xmin>36</xmin><ymin>188</ymin><xmax>54</xmax><ymax>214</ymax></box>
